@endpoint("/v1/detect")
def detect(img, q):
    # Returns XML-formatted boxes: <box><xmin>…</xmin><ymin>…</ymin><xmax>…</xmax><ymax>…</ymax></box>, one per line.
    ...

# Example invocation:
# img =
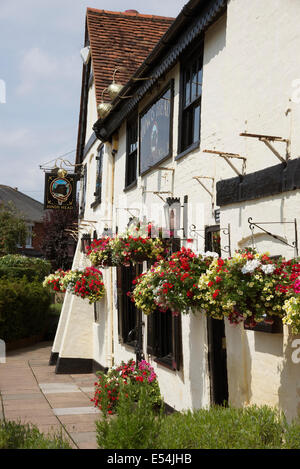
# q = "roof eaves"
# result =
<box><xmin>93</xmin><ymin>0</ymin><xmax>227</xmax><ymax>142</ymax></box>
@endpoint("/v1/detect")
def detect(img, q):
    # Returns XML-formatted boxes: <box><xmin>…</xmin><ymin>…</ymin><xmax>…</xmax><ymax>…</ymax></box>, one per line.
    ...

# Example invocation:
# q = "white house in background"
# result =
<box><xmin>51</xmin><ymin>0</ymin><xmax>300</xmax><ymax>420</ymax></box>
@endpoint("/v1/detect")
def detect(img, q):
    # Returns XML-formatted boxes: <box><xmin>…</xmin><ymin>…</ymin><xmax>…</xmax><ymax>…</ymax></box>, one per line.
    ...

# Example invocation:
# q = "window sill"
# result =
<box><xmin>140</xmin><ymin>153</ymin><xmax>172</xmax><ymax>177</ymax></box>
<box><xmin>124</xmin><ymin>180</ymin><xmax>137</xmax><ymax>192</ymax></box>
<box><xmin>175</xmin><ymin>141</ymin><xmax>200</xmax><ymax>161</ymax></box>
<box><xmin>154</xmin><ymin>354</ymin><xmax>175</xmax><ymax>371</ymax></box>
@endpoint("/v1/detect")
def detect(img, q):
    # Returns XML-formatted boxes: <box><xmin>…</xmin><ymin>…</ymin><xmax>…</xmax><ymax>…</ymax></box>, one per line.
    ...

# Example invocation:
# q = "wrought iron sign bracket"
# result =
<box><xmin>189</xmin><ymin>224</ymin><xmax>231</xmax><ymax>256</ymax></box>
<box><xmin>248</xmin><ymin>217</ymin><xmax>298</xmax><ymax>256</ymax></box>
<box><xmin>221</xmin><ymin>224</ymin><xmax>232</xmax><ymax>257</ymax></box>
<box><xmin>240</xmin><ymin>132</ymin><xmax>291</xmax><ymax>163</ymax></box>
<box><xmin>189</xmin><ymin>225</ymin><xmax>205</xmax><ymax>241</ymax></box>
<box><xmin>203</xmin><ymin>149</ymin><xmax>246</xmax><ymax>177</ymax></box>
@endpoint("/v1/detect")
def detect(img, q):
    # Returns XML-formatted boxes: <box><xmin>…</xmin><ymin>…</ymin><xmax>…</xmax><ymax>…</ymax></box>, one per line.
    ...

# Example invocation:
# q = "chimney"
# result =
<box><xmin>124</xmin><ymin>10</ymin><xmax>139</xmax><ymax>14</ymax></box>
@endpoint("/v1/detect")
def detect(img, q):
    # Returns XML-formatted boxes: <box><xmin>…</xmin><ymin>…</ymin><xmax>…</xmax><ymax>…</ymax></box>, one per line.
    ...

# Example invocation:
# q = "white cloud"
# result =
<box><xmin>0</xmin><ymin>127</ymin><xmax>38</xmax><ymax>149</ymax></box>
<box><xmin>16</xmin><ymin>47</ymin><xmax>79</xmax><ymax>98</ymax></box>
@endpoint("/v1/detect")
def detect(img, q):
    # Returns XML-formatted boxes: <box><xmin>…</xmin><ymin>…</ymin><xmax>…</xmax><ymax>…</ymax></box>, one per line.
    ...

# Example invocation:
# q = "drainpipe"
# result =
<box><xmin>109</xmin><ymin>136</ymin><xmax>117</xmax><ymax>368</ymax></box>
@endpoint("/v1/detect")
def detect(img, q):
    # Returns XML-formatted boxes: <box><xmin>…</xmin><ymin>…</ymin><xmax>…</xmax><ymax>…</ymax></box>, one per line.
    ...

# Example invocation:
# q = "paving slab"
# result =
<box><xmin>70</xmin><ymin>431</ymin><xmax>98</xmax><ymax>449</ymax></box>
<box><xmin>58</xmin><ymin>413</ymin><xmax>101</xmax><ymax>425</ymax></box>
<box><xmin>53</xmin><ymin>406</ymin><xmax>100</xmax><ymax>416</ymax></box>
<box><xmin>0</xmin><ymin>342</ymin><xmax>101</xmax><ymax>449</ymax></box>
<box><xmin>39</xmin><ymin>383</ymin><xmax>81</xmax><ymax>394</ymax></box>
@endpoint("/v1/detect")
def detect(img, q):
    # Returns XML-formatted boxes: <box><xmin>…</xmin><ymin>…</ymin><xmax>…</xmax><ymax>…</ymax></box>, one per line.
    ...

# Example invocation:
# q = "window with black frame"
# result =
<box><xmin>93</xmin><ymin>145</ymin><xmax>103</xmax><ymax>205</ymax></box>
<box><xmin>125</xmin><ymin>116</ymin><xmax>138</xmax><ymax>189</ymax></box>
<box><xmin>178</xmin><ymin>44</ymin><xmax>203</xmax><ymax>156</ymax></box>
<box><xmin>117</xmin><ymin>264</ymin><xmax>143</xmax><ymax>347</ymax></box>
<box><xmin>147</xmin><ymin>310</ymin><xmax>181</xmax><ymax>371</ymax></box>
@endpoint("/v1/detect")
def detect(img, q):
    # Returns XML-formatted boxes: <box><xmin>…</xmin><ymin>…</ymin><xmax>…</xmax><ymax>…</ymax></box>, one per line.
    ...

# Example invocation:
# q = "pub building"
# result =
<box><xmin>51</xmin><ymin>0</ymin><xmax>300</xmax><ymax>420</ymax></box>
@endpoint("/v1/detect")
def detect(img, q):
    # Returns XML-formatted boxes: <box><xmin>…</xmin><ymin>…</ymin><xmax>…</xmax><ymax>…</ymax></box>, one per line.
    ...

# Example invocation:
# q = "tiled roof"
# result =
<box><xmin>0</xmin><ymin>185</ymin><xmax>44</xmax><ymax>223</ymax></box>
<box><xmin>86</xmin><ymin>9</ymin><xmax>174</xmax><ymax>106</ymax></box>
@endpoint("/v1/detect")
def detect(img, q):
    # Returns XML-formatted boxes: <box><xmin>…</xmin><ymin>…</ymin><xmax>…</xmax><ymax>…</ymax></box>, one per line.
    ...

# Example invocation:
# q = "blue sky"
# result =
<box><xmin>0</xmin><ymin>0</ymin><xmax>186</xmax><ymax>203</ymax></box>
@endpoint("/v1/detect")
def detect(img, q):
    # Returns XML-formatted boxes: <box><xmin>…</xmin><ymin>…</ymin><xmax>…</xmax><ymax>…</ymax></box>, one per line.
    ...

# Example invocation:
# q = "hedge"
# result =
<box><xmin>0</xmin><ymin>255</ymin><xmax>51</xmax><ymax>281</ymax></box>
<box><xmin>0</xmin><ymin>266</ymin><xmax>42</xmax><ymax>282</ymax></box>
<box><xmin>0</xmin><ymin>277</ymin><xmax>52</xmax><ymax>342</ymax></box>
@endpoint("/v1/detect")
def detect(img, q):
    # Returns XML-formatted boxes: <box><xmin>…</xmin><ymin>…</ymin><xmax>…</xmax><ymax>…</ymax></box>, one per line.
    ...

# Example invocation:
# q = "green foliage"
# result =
<box><xmin>96</xmin><ymin>385</ymin><xmax>163</xmax><ymax>449</ymax></box>
<box><xmin>0</xmin><ymin>202</ymin><xmax>28</xmax><ymax>255</ymax></box>
<box><xmin>0</xmin><ymin>276</ymin><xmax>52</xmax><ymax>341</ymax></box>
<box><xmin>155</xmin><ymin>405</ymin><xmax>300</xmax><ymax>449</ymax></box>
<box><xmin>283</xmin><ymin>419</ymin><xmax>300</xmax><ymax>449</ymax></box>
<box><xmin>43</xmin><ymin>303</ymin><xmax>63</xmax><ymax>341</ymax></box>
<box><xmin>0</xmin><ymin>254</ymin><xmax>51</xmax><ymax>280</ymax></box>
<box><xmin>92</xmin><ymin>359</ymin><xmax>162</xmax><ymax>416</ymax></box>
<box><xmin>96</xmin><ymin>403</ymin><xmax>300</xmax><ymax>450</ymax></box>
<box><xmin>0</xmin><ymin>420</ymin><xmax>72</xmax><ymax>449</ymax></box>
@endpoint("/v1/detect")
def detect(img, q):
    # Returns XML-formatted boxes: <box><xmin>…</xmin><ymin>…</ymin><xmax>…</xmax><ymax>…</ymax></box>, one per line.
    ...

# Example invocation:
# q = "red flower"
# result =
<box><xmin>212</xmin><ymin>289</ymin><xmax>220</xmax><ymax>299</ymax></box>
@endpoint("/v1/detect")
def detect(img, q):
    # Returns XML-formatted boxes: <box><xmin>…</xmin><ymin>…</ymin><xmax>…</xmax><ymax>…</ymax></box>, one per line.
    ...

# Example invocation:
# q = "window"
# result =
<box><xmin>178</xmin><ymin>45</ymin><xmax>203</xmax><ymax>155</ymax></box>
<box><xmin>94</xmin><ymin>145</ymin><xmax>103</xmax><ymax>204</ymax></box>
<box><xmin>117</xmin><ymin>264</ymin><xmax>143</xmax><ymax>346</ymax></box>
<box><xmin>139</xmin><ymin>81</ymin><xmax>174</xmax><ymax>175</ymax></box>
<box><xmin>125</xmin><ymin>116</ymin><xmax>138</xmax><ymax>189</ymax></box>
<box><xmin>205</xmin><ymin>225</ymin><xmax>221</xmax><ymax>256</ymax></box>
<box><xmin>147</xmin><ymin>310</ymin><xmax>182</xmax><ymax>371</ymax></box>
<box><xmin>25</xmin><ymin>224</ymin><xmax>33</xmax><ymax>248</ymax></box>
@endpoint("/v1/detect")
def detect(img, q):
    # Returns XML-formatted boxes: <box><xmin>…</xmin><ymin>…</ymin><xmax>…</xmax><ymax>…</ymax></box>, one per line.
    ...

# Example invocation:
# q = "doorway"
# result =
<box><xmin>207</xmin><ymin>317</ymin><xmax>228</xmax><ymax>405</ymax></box>
<box><xmin>205</xmin><ymin>224</ymin><xmax>229</xmax><ymax>405</ymax></box>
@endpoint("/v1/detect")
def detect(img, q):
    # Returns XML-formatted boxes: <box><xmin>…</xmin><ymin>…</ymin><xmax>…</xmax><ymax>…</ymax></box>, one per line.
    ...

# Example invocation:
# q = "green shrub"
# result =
<box><xmin>155</xmin><ymin>405</ymin><xmax>294</xmax><ymax>449</ymax></box>
<box><xmin>0</xmin><ymin>266</ymin><xmax>40</xmax><ymax>282</ymax></box>
<box><xmin>0</xmin><ymin>255</ymin><xmax>51</xmax><ymax>281</ymax></box>
<box><xmin>0</xmin><ymin>420</ymin><xmax>72</xmax><ymax>449</ymax></box>
<box><xmin>282</xmin><ymin>419</ymin><xmax>300</xmax><ymax>449</ymax></box>
<box><xmin>96</xmin><ymin>402</ymin><xmax>300</xmax><ymax>450</ymax></box>
<box><xmin>93</xmin><ymin>359</ymin><xmax>162</xmax><ymax>416</ymax></box>
<box><xmin>0</xmin><ymin>277</ymin><xmax>52</xmax><ymax>342</ymax></box>
<box><xmin>43</xmin><ymin>303</ymin><xmax>62</xmax><ymax>341</ymax></box>
<box><xmin>96</xmin><ymin>385</ymin><xmax>163</xmax><ymax>449</ymax></box>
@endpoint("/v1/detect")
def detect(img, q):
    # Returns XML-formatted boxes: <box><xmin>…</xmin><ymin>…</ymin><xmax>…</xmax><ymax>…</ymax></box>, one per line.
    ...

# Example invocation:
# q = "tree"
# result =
<box><xmin>40</xmin><ymin>206</ymin><xmax>78</xmax><ymax>271</ymax></box>
<box><xmin>0</xmin><ymin>201</ymin><xmax>28</xmax><ymax>256</ymax></box>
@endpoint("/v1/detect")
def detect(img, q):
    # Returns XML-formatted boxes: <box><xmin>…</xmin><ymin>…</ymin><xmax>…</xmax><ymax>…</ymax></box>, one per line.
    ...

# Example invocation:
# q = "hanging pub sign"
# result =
<box><xmin>44</xmin><ymin>172</ymin><xmax>77</xmax><ymax>210</ymax></box>
<box><xmin>139</xmin><ymin>80</ymin><xmax>173</xmax><ymax>175</ymax></box>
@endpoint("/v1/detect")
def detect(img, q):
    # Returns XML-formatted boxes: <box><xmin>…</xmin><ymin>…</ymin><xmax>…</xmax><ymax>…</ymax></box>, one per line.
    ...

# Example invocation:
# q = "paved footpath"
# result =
<box><xmin>0</xmin><ymin>342</ymin><xmax>101</xmax><ymax>449</ymax></box>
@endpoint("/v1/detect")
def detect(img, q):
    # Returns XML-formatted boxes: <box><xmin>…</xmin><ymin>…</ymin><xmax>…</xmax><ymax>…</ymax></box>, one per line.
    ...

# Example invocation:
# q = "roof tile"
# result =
<box><xmin>86</xmin><ymin>9</ymin><xmax>174</xmax><ymax>106</ymax></box>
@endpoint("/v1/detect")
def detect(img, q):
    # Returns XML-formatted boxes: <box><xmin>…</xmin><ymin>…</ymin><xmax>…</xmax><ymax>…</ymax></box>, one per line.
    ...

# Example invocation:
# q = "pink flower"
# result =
<box><xmin>294</xmin><ymin>279</ymin><xmax>300</xmax><ymax>294</ymax></box>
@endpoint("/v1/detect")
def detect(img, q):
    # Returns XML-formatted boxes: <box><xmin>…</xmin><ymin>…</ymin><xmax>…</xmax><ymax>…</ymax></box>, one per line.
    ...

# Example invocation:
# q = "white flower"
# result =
<box><xmin>261</xmin><ymin>264</ymin><xmax>276</xmax><ymax>275</ymax></box>
<box><xmin>241</xmin><ymin>259</ymin><xmax>261</xmax><ymax>274</ymax></box>
<box><xmin>204</xmin><ymin>251</ymin><xmax>219</xmax><ymax>258</ymax></box>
